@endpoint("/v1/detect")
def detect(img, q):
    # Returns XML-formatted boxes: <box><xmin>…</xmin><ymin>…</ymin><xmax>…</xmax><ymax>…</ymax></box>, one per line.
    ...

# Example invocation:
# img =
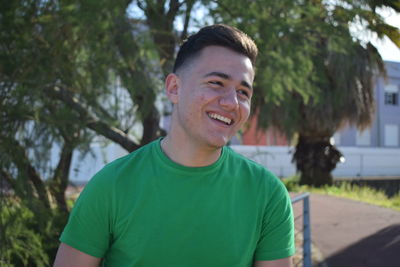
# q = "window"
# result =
<box><xmin>385</xmin><ymin>92</ymin><xmax>398</xmax><ymax>105</ymax></box>
<box><xmin>356</xmin><ymin>129</ymin><xmax>371</xmax><ymax>146</ymax></box>
<box><xmin>384</xmin><ymin>84</ymin><xmax>399</xmax><ymax>105</ymax></box>
<box><xmin>384</xmin><ymin>124</ymin><xmax>399</xmax><ymax>147</ymax></box>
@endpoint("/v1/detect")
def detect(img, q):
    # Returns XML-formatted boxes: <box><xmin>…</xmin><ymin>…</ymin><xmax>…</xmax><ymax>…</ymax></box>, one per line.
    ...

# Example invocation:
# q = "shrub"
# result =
<box><xmin>0</xmin><ymin>197</ymin><xmax>49</xmax><ymax>267</ymax></box>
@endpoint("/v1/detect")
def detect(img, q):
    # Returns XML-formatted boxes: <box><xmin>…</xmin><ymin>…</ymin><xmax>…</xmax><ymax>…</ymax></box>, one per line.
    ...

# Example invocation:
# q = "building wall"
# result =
<box><xmin>337</xmin><ymin>61</ymin><xmax>400</xmax><ymax>147</ymax></box>
<box><xmin>242</xmin><ymin>115</ymin><xmax>267</xmax><ymax>145</ymax></box>
<box><xmin>231</xmin><ymin>145</ymin><xmax>400</xmax><ymax>178</ymax></box>
<box><xmin>241</xmin><ymin>114</ymin><xmax>289</xmax><ymax>146</ymax></box>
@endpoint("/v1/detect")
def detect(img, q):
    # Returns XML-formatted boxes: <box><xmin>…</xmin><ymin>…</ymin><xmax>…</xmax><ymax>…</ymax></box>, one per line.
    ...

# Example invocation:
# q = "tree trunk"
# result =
<box><xmin>141</xmin><ymin>104</ymin><xmax>166</xmax><ymax>146</ymax></box>
<box><xmin>50</xmin><ymin>142</ymin><xmax>74</xmax><ymax>213</ymax></box>
<box><xmin>293</xmin><ymin>135</ymin><xmax>343</xmax><ymax>187</ymax></box>
<box><xmin>298</xmin><ymin>166</ymin><xmax>333</xmax><ymax>187</ymax></box>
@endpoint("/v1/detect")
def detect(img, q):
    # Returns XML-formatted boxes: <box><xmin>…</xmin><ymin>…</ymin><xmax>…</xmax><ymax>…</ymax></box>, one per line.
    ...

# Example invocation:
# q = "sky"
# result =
<box><xmin>371</xmin><ymin>8</ymin><xmax>400</xmax><ymax>62</ymax></box>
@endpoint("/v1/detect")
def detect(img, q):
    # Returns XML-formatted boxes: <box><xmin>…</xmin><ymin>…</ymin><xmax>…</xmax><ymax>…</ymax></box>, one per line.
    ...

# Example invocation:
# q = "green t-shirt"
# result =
<box><xmin>60</xmin><ymin>139</ymin><xmax>294</xmax><ymax>266</ymax></box>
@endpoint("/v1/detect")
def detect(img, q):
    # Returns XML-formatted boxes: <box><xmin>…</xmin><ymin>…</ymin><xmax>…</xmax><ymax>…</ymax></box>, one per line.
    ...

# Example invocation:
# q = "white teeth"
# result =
<box><xmin>208</xmin><ymin>113</ymin><xmax>232</xmax><ymax>125</ymax></box>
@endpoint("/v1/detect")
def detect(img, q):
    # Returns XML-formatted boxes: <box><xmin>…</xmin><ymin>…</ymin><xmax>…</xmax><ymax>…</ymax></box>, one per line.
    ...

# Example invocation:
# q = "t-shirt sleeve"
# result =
<box><xmin>254</xmin><ymin>176</ymin><xmax>295</xmax><ymax>261</ymax></box>
<box><xmin>60</xmin><ymin>170</ymin><xmax>113</xmax><ymax>258</ymax></box>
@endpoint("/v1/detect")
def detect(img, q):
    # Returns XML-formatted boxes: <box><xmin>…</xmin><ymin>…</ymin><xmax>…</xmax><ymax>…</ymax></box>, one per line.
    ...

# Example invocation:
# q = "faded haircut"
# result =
<box><xmin>173</xmin><ymin>24</ymin><xmax>258</xmax><ymax>73</ymax></box>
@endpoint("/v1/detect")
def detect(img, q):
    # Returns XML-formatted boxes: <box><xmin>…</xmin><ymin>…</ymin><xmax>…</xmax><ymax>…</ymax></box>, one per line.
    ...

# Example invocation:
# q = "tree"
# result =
<box><xmin>206</xmin><ymin>0</ymin><xmax>400</xmax><ymax>186</ymax></box>
<box><xmin>1</xmin><ymin>0</ymin><xmax>198</xmax><ymax>263</ymax></box>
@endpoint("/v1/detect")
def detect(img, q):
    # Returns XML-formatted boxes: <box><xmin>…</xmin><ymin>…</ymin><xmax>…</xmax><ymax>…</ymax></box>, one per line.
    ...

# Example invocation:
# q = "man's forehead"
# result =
<box><xmin>197</xmin><ymin>47</ymin><xmax>253</xmax><ymax>71</ymax></box>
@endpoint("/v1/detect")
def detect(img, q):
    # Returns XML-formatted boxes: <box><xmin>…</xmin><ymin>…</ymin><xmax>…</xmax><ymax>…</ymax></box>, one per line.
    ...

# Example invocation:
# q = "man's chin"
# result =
<box><xmin>205</xmin><ymin>137</ymin><xmax>231</xmax><ymax>150</ymax></box>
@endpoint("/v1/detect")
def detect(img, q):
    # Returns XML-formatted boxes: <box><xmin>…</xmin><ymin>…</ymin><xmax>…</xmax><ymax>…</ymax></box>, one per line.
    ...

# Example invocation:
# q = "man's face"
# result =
<box><xmin>166</xmin><ymin>45</ymin><xmax>255</xmax><ymax>149</ymax></box>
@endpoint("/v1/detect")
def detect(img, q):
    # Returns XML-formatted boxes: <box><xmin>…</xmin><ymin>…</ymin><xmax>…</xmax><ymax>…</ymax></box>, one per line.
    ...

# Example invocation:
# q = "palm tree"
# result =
<box><xmin>258</xmin><ymin>0</ymin><xmax>400</xmax><ymax>186</ymax></box>
<box><xmin>291</xmin><ymin>42</ymin><xmax>384</xmax><ymax>186</ymax></box>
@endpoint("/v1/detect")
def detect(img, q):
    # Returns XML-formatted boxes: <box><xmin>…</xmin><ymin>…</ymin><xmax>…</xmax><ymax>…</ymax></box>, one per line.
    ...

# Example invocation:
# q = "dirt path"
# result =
<box><xmin>293</xmin><ymin>194</ymin><xmax>400</xmax><ymax>267</ymax></box>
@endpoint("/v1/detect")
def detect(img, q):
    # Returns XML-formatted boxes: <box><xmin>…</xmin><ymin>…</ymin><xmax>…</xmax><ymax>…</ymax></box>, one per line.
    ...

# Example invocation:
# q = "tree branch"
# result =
<box><xmin>137</xmin><ymin>0</ymin><xmax>145</xmax><ymax>11</ymax></box>
<box><xmin>167</xmin><ymin>0</ymin><xmax>181</xmax><ymax>21</ymax></box>
<box><xmin>180</xmin><ymin>0</ymin><xmax>195</xmax><ymax>41</ymax></box>
<box><xmin>45</xmin><ymin>86</ymin><xmax>140</xmax><ymax>152</ymax></box>
<box><xmin>0</xmin><ymin>136</ymin><xmax>51</xmax><ymax>208</ymax></box>
<box><xmin>0</xmin><ymin>169</ymin><xmax>16</xmax><ymax>194</ymax></box>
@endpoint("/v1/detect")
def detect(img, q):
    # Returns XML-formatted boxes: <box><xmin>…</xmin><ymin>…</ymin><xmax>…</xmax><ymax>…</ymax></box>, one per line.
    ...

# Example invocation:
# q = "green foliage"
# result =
<box><xmin>0</xmin><ymin>0</ymin><xmax>171</xmax><ymax>210</ymax></box>
<box><xmin>0</xmin><ymin>198</ymin><xmax>49</xmax><ymax>266</ymax></box>
<box><xmin>284</xmin><ymin>178</ymin><xmax>400</xmax><ymax>211</ymax></box>
<box><xmin>282</xmin><ymin>174</ymin><xmax>301</xmax><ymax>192</ymax></box>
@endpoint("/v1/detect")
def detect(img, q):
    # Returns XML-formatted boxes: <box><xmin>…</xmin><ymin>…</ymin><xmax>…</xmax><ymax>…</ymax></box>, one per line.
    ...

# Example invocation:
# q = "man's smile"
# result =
<box><xmin>207</xmin><ymin>112</ymin><xmax>234</xmax><ymax>126</ymax></box>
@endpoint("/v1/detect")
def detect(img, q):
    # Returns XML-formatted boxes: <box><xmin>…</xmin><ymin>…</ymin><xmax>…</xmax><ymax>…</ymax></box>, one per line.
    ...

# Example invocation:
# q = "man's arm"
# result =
<box><xmin>53</xmin><ymin>243</ymin><xmax>102</xmax><ymax>267</ymax></box>
<box><xmin>254</xmin><ymin>257</ymin><xmax>293</xmax><ymax>267</ymax></box>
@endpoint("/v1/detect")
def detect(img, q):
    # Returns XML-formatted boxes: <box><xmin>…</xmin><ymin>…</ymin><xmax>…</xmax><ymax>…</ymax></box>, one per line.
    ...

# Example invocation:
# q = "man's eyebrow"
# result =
<box><xmin>241</xmin><ymin>80</ymin><xmax>253</xmax><ymax>91</ymax></box>
<box><xmin>203</xmin><ymin>71</ymin><xmax>253</xmax><ymax>91</ymax></box>
<box><xmin>204</xmin><ymin>71</ymin><xmax>230</xmax><ymax>80</ymax></box>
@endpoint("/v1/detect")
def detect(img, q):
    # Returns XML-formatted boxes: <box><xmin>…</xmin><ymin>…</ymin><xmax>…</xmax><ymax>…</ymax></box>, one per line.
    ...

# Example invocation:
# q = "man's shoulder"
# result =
<box><xmin>224</xmin><ymin>146</ymin><xmax>280</xmax><ymax>183</ymax></box>
<box><xmin>225</xmin><ymin>146</ymin><xmax>269</xmax><ymax>172</ymax></box>
<box><xmin>87</xmin><ymin>139</ymin><xmax>158</xmax><ymax>185</ymax></box>
<box><xmin>224</xmin><ymin>146</ymin><xmax>288</xmax><ymax>202</ymax></box>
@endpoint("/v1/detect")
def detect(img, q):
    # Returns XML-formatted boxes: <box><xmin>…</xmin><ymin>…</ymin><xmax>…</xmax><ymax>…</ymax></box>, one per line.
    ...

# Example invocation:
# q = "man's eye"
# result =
<box><xmin>237</xmin><ymin>89</ymin><xmax>250</xmax><ymax>98</ymax></box>
<box><xmin>209</xmin><ymin>81</ymin><xmax>223</xmax><ymax>86</ymax></box>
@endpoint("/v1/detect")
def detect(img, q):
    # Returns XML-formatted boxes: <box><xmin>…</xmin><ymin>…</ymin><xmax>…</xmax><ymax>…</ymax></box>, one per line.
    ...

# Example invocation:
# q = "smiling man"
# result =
<box><xmin>54</xmin><ymin>24</ymin><xmax>295</xmax><ymax>267</ymax></box>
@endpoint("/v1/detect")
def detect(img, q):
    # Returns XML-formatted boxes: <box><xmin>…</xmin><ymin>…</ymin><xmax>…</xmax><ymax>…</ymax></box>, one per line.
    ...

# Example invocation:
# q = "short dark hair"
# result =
<box><xmin>173</xmin><ymin>24</ymin><xmax>258</xmax><ymax>73</ymax></box>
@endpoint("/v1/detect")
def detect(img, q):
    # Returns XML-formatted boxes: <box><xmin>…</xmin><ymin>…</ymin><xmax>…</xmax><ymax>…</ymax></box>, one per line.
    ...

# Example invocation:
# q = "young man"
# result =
<box><xmin>54</xmin><ymin>24</ymin><xmax>295</xmax><ymax>267</ymax></box>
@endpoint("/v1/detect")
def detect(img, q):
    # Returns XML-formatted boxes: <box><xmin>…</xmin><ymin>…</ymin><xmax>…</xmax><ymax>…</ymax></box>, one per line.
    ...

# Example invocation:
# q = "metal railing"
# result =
<box><xmin>291</xmin><ymin>193</ymin><xmax>312</xmax><ymax>267</ymax></box>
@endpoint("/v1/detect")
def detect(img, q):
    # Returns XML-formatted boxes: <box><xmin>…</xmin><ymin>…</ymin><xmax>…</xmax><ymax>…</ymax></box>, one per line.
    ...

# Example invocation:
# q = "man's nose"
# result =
<box><xmin>219</xmin><ymin>88</ymin><xmax>239</xmax><ymax>110</ymax></box>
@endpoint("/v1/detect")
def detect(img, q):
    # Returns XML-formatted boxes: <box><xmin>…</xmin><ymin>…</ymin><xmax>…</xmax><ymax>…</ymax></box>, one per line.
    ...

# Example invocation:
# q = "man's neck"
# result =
<box><xmin>161</xmin><ymin>135</ymin><xmax>222</xmax><ymax>167</ymax></box>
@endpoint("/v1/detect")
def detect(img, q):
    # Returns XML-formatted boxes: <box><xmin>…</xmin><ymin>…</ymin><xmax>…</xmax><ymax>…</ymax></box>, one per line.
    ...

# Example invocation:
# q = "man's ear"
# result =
<box><xmin>165</xmin><ymin>73</ymin><xmax>180</xmax><ymax>104</ymax></box>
